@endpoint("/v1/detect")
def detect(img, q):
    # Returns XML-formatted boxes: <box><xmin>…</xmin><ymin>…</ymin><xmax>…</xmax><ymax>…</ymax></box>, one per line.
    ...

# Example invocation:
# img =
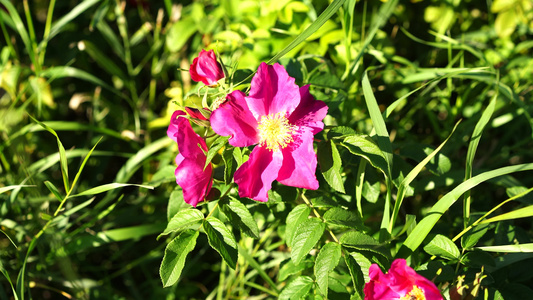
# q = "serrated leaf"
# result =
<box><xmin>204</xmin><ymin>135</ymin><xmax>229</xmax><ymax>170</ymax></box>
<box><xmin>278</xmin><ymin>276</ymin><xmax>314</xmax><ymax>300</ymax></box>
<box><xmin>291</xmin><ymin>218</ymin><xmax>325</xmax><ymax>265</ymax></box>
<box><xmin>159</xmin><ymin>230</ymin><xmax>199</xmax><ymax>287</ymax></box>
<box><xmin>278</xmin><ymin>259</ymin><xmax>313</xmax><ymax>281</ymax></box>
<box><xmin>158</xmin><ymin>208</ymin><xmax>204</xmax><ymax>239</ymax></box>
<box><xmin>423</xmin><ymin>234</ymin><xmax>460</xmax><ymax>260</ymax></box>
<box><xmin>204</xmin><ymin>217</ymin><xmax>238</xmax><ymax>269</ymax></box>
<box><xmin>341</xmin><ymin>134</ymin><xmax>389</xmax><ymax>177</ymax></box>
<box><xmin>286</xmin><ymin>204</ymin><xmax>311</xmax><ymax>248</ymax></box>
<box><xmin>344</xmin><ymin>251</ymin><xmax>367</xmax><ymax>299</ymax></box>
<box><xmin>220</xmin><ymin>197</ymin><xmax>259</xmax><ymax>239</ymax></box>
<box><xmin>315</xmin><ymin>242</ymin><xmax>341</xmax><ymax>297</ymax></box>
<box><xmin>323</xmin><ymin>207</ymin><xmax>365</xmax><ymax>230</ymax></box>
<box><xmin>461</xmin><ymin>223</ymin><xmax>490</xmax><ymax>249</ymax></box>
<box><xmin>340</xmin><ymin>231</ymin><xmax>390</xmax><ymax>259</ymax></box>
<box><xmin>318</xmin><ymin>140</ymin><xmax>345</xmax><ymax>193</ymax></box>
<box><xmin>460</xmin><ymin>250</ymin><xmax>495</xmax><ymax>268</ymax></box>
<box><xmin>222</xmin><ymin>147</ymin><xmax>236</xmax><ymax>184</ymax></box>
<box><xmin>328</xmin><ymin>126</ymin><xmax>356</xmax><ymax>140</ymax></box>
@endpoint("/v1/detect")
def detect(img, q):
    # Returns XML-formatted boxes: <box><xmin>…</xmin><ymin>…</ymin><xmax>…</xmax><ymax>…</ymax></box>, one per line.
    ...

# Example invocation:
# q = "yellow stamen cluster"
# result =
<box><xmin>400</xmin><ymin>285</ymin><xmax>426</xmax><ymax>300</ymax></box>
<box><xmin>257</xmin><ymin>112</ymin><xmax>296</xmax><ymax>151</ymax></box>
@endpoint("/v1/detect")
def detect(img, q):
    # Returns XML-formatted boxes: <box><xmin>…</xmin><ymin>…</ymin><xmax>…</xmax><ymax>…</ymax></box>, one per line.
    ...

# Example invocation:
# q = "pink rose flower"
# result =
<box><xmin>189</xmin><ymin>49</ymin><xmax>225</xmax><ymax>86</ymax></box>
<box><xmin>364</xmin><ymin>259</ymin><xmax>443</xmax><ymax>300</ymax></box>
<box><xmin>167</xmin><ymin>110</ymin><xmax>213</xmax><ymax>207</ymax></box>
<box><xmin>210</xmin><ymin>62</ymin><xmax>328</xmax><ymax>202</ymax></box>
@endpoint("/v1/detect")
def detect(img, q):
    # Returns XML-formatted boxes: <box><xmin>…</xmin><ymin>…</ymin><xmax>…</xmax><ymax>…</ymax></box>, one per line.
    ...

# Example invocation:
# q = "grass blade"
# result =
<box><xmin>464</xmin><ymin>94</ymin><xmax>497</xmax><ymax>225</ymax></box>
<box><xmin>267</xmin><ymin>0</ymin><xmax>347</xmax><ymax>64</ymax></box>
<box><xmin>398</xmin><ymin>163</ymin><xmax>533</xmax><ymax>258</ymax></box>
<box><xmin>390</xmin><ymin>121</ymin><xmax>460</xmax><ymax>232</ymax></box>
<box><xmin>28</xmin><ymin>115</ymin><xmax>70</xmax><ymax>192</ymax></box>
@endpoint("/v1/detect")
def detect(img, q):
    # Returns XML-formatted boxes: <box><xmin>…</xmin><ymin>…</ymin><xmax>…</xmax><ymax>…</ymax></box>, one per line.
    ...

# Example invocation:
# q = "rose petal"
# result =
<box><xmin>175</xmin><ymin>159</ymin><xmax>213</xmax><ymax>207</ymax></box>
<box><xmin>234</xmin><ymin>146</ymin><xmax>283</xmax><ymax>202</ymax></box>
<box><xmin>211</xmin><ymin>90</ymin><xmax>260</xmax><ymax>147</ymax></box>
<box><xmin>190</xmin><ymin>49</ymin><xmax>224</xmax><ymax>86</ymax></box>
<box><xmin>289</xmin><ymin>85</ymin><xmax>328</xmax><ymax>135</ymax></box>
<box><xmin>167</xmin><ymin>110</ymin><xmax>187</xmax><ymax>142</ymax></box>
<box><xmin>246</xmin><ymin>63</ymin><xmax>300</xmax><ymax>119</ymax></box>
<box><xmin>277</xmin><ymin>129</ymin><xmax>319</xmax><ymax>190</ymax></box>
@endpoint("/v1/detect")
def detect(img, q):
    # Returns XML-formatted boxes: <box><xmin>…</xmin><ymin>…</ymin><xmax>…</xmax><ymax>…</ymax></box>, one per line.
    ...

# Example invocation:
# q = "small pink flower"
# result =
<box><xmin>189</xmin><ymin>49</ymin><xmax>225</xmax><ymax>86</ymax></box>
<box><xmin>364</xmin><ymin>259</ymin><xmax>443</xmax><ymax>300</ymax></box>
<box><xmin>210</xmin><ymin>62</ymin><xmax>328</xmax><ymax>202</ymax></box>
<box><xmin>167</xmin><ymin>110</ymin><xmax>213</xmax><ymax>207</ymax></box>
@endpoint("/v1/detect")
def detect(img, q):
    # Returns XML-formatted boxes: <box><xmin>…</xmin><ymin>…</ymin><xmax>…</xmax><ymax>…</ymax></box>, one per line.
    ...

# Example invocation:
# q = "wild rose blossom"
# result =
<box><xmin>364</xmin><ymin>259</ymin><xmax>443</xmax><ymax>300</ymax></box>
<box><xmin>167</xmin><ymin>110</ymin><xmax>213</xmax><ymax>207</ymax></box>
<box><xmin>189</xmin><ymin>49</ymin><xmax>225</xmax><ymax>86</ymax></box>
<box><xmin>210</xmin><ymin>62</ymin><xmax>327</xmax><ymax>202</ymax></box>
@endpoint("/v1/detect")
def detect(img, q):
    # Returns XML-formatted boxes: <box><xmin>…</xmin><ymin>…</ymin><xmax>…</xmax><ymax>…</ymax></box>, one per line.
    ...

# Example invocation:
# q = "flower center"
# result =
<box><xmin>257</xmin><ymin>112</ymin><xmax>296</xmax><ymax>151</ymax></box>
<box><xmin>400</xmin><ymin>286</ymin><xmax>426</xmax><ymax>300</ymax></box>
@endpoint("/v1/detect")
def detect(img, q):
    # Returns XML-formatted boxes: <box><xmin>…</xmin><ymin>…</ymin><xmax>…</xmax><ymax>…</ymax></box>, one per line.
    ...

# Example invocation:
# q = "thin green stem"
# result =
<box><xmin>38</xmin><ymin>0</ymin><xmax>56</xmax><ymax>66</ymax></box>
<box><xmin>453</xmin><ymin>187</ymin><xmax>533</xmax><ymax>243</ymax></box>
<box><xmin>301</xmin><ymin>193</ymin><xmax>339</xmax><ymax>243</ymax></box>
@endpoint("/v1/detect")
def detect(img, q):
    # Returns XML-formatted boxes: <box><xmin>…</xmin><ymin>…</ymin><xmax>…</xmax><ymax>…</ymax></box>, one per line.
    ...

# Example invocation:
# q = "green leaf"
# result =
<box><xmin>341</xmin><ymin>134</ymin><xmax>389</xmax><ymax>177</ymax></box>
<box><xmin>267</xmin><ymin>0</ymin><xmax>347</xmax><ymax>64</ymax></box>
<box><xmin>327</xmin><ymin>126</ymin><xmax>356</xmax><ymax>140</ymax></box>
<box><xmin>159</xmin><ymin>230</ymin><xmax>199</xmax><ymax>287</ymax></box>
<box><xmin>291</xmin><ymin>218</ymin><xmax>325</xmax><ymax>265</ymax></box>
<box><xmin>481</xmin><ymin>205</ymin><xmax>533</xmax><ymax>224</ymax></box>
<box><xmin>0</xmin><ymin>185</ymin><xmax>35</xmax><ymax>194</ymax></box>
<box><xmin>166</xmin><ymin>18</ymin><xmax>197</xmax><ymax>53</ymax></box>
<box><xmin>80</xmin><ymin>40</ymin><xmax>127</xmax><ymax>79</ymax></box>
<box><xmin>476</xmin><ymin>243</ymin><xmax>533</xmax><ymax>253</ymax></box>
<box><xmin>314</xmin><ymin>242</ymin><xmax>341</xmax><ymax>297</ymax></box>
<box><xmin>362</xmin><ymin>70</ymin><xmax>393</xmax><ymax>176</ymax></box>
<box><xmin>390</xmin><ymin>121</ymin><xmax>460</xmax><ymax>232</ymax></box>
<box><xmin>220</xmin><ymin>197</ymin><xmax>259</xmax><ymax>239</ymax></box>
<box><xmin>340</xmin><ymin>231</ymin><xmax>390</xmax><ymax>259</ymax></box>
<box><xmin>222</xmin><ymin>147</ymin><xmax>236</xmax><ymax>184</ymax></box>
<box><xmin>285</xmin><ymin>204</ymin><xmax>311</xmax><ymax>248</ymax></box>
<box><xmin>323</xmin><ymin>207</ymin><xmax>365</xmax><ymax>230</ymax></box>
<box><xmin>28</xmin><ymin>115</ymin><xmax>70</xmax><ymax>192</ymax></box>
<box><xmin>462</xmin><ymin>223</ymin><xmax>490</xmax><ymax>249</ymax></box>
<box><xmin>158</xmin><ymin>208</ymin><xmax>204</xmax><ymax>239</ymax></box>
<box><xmin>460</xmin><ymin>250</ymin><xmax>495</xmax><ymax>268</ymax></box>
<box><xmin>343</xmin><ymin>251</ymin><xmax>367</xmax><ymax>299</ymax></box>
<box><xmin>398</xmin><ymin>163</ymin><xmax>533</xmax><ymax>258</ymax></box>
<box><xmin>44</xmin><ymin>181</ymin><xmax>62</xmax><ymax>201</ymax></box>
<box><xmin>204</xmin><ymin>135</ymin><xmax>229</xmax><ymax>170</ymax></box>
<box><xmin>423</xmin><ymin>234</ymin><xmax>460</xmax><ymax>261</ymax></box>
<box><xmin>72</xmin><ymin>183</ymin><xmax>154</xmax><ymax>197</ymax></box>
<box><xmin>318</xmin><ymin>140</ymin><xmax>345</xmax><ymax>193</ymax></box>
<box><xmin>278</xmin><ymin>259</ymin><xmax>313</xmax><ymax>281</ymax></box>
<box><xmin>204</xmin><ymin>217</ymin><xmax>238</xmax><ymax>269</ymax></box>
<box><xmin>44</xmin><ymin>0</ymin><xmax>100</xmax><ymax>44</ymax></box>
<box><xmin>278</xmin><ymin>276</ymin><xmax>314</xmax><ymax>300</ymax></box>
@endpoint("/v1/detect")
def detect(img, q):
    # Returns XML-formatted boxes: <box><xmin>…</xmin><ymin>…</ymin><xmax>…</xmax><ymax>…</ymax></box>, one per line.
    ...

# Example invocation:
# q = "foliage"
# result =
<box><xmin>1</xmin><ymin>0</ymin><xmax>533</xmax><ymax>299</ymax></box>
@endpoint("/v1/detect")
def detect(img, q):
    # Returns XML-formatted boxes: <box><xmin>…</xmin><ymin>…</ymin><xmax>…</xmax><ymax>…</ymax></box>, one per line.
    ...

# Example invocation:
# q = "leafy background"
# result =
<box><xmin>1</xmin><ymin>0</ymin><xmax>533</xmax><ymax>299</ymax></box>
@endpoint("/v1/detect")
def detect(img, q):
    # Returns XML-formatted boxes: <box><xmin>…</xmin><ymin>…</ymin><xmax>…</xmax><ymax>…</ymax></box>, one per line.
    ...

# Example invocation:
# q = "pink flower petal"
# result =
<box><xmin>175</xmin><ymin>159</ymin><xmax>213</xmax><ymax>207</ymax></box>
<box><xmin>277</xmin><ymin>129</ymin><xmax>319</xmax><ymax>190</ymax></box>
<box><xmin>211</xmin><ymin>90</ymin><xmax>260</xmax><ymax>147</ymax></box>
<box><xmin>289</xmin><ymin>85</ymin><xmax>328</xmax><ymax>135</ymax></box>
<box><xmin>168</xmin><ymin>110</ymin><xmax>213</xmax><ymax>207</ymax></box>
<box><xmin>167</xmin><ymin>110</ymin><xmax>187</xmax><ymax>142</ymax></box>
<box><xmin>190</xmin><ymin>49</ymin><xmax>225</xmax><ymax>86</ymax></box>
<box><xmin>246</xmin><ymin>63</ymin><xmax>300</xmax><ymax>119</ymax></box>
<box><xmin>234</xmin><ymin>146</ymin><xmax>283</xmax><ymax>202</ymax></box>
